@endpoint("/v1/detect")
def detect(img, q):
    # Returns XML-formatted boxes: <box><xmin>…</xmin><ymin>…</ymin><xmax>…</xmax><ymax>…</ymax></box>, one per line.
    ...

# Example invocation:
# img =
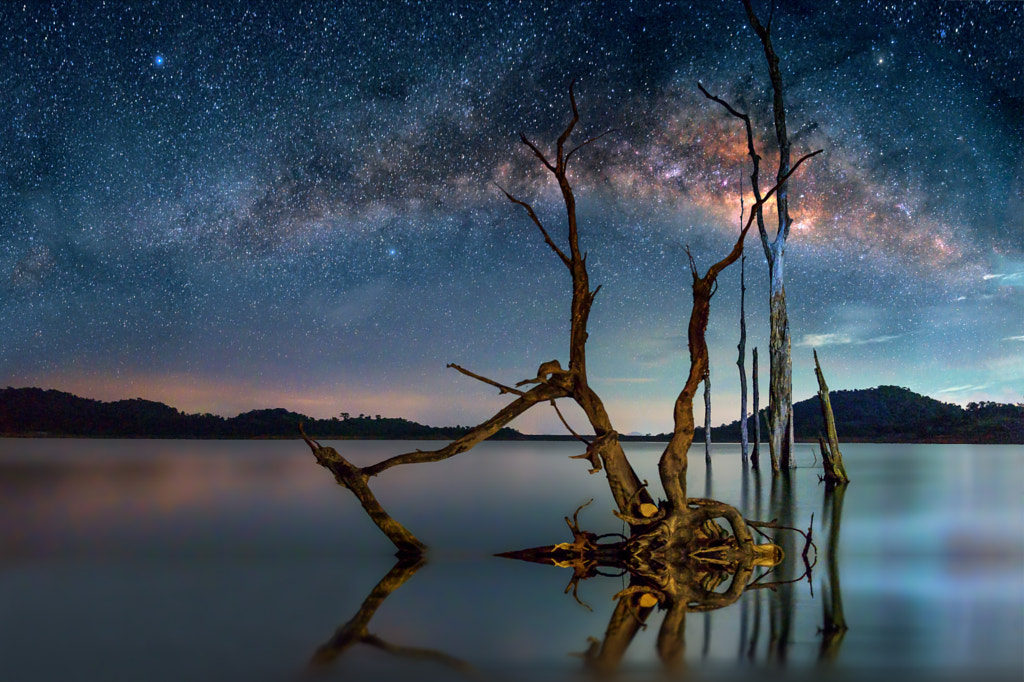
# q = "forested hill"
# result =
<box><xmin>0</xmin><ymin>387</ymin><xmax>523</xmax><ymax>440</ymax></box>
<box><xmin>703</xmin><ymin>385</ymin><xmax>1023</xmax><ymax>445</ymax></box>
<box><xmin>1</xmin><ymin>385</ymin><xmax>1021</xmax><ymax>443</ymax></box>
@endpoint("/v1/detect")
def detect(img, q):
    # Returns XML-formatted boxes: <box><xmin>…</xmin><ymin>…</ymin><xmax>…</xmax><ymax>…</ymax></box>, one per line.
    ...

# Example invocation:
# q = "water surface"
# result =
<box><xmin>1</xmin><ymin>439</ymin><xmax>1021</xmax><ymax>681</ymax></box>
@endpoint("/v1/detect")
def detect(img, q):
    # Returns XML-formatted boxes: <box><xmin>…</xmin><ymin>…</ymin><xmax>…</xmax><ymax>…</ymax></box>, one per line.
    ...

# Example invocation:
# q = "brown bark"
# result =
<box><xmin>814</xmin><ymin>349</ymin><xmax>849</xmax><ymax>483</ymax></box>
<box><xmin>504</xmin><ymin>82</ymin><xmax>654</xmax><ymax>522</ymax></box>
<box><xmin>300</xmin><ymin>378</ymin><xmax>569</xmax><ymax>555</ymax></box>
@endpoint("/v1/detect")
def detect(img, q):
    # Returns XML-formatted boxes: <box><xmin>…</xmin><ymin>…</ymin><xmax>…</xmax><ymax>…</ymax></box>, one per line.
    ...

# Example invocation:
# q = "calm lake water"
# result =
<box><xmin>1</xmin><ymin>439</ymin><xmax>1021</xmax><ymax>681</ymax></box>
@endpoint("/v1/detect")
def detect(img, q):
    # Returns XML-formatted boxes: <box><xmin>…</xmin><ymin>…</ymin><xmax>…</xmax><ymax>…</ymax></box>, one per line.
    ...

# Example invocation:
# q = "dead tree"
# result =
<box><xmin>700</xmin><ymin>0</ymin><xmax>819</xmax><ymax>473</ymax></box>
<box><xmin>738</xmin><ymin>255</ymin><xmax>749</xmax><ymax>461</ymax></box>
<box><xmin>814</xmin><ymin>349</ymin><xmax>849</xmax><ymax>483</ymax></box>
<box><xmin>741</xmin><ymin>0</ymin><xmax>799</xmax><ymax>470</ymax></box>
<box><xmin>704</xmin><ymin>367</ymin><xmax>712</xmax><ymax>465</ymax></box>
<box><xmin>301</xmin><ymin>83</ymin><xmax>817</xmax><ymax>571</ymax></box>
<box><xmin>752</xmin><ymin>346</ymin><xmax>761</xmax><ymax>468</ymax></box>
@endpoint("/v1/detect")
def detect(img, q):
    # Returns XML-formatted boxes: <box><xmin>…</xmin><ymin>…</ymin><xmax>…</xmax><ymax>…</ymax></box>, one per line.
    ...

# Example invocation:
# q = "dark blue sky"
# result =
<box><xmin>2</xmin><ymin>1</ymin><xmax>1021</xmax><ymax>433</ymax></box>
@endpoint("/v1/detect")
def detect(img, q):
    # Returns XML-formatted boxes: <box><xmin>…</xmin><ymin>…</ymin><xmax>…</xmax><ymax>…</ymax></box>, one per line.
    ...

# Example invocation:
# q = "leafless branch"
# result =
<box><xmin>363</xmin><ymin>381</ymin><xmax>569</xmax><ymax>477</ymax></box>
<box><xmin>566</xmin><ymin>128</ymin><xmax>619</xmax><ymax>162</ymax></box>
<box><xmin>551</xmin><ymin>399</ymin><xmax>590</xmax><ymax>444</ymax></box>
<box><xmin>447</xmin><ymin>362</ymin><xmax>526</xmax><ymax>396</ymax></box>
<box><xmin>496</xmin><ymin>184</ymin><xmax>572</xmax><ymax>268</ymax></box>
<box><xmin>518</xmin><ymin>132</ymin><xmax>556</xmax><ymax>172</ymax></box>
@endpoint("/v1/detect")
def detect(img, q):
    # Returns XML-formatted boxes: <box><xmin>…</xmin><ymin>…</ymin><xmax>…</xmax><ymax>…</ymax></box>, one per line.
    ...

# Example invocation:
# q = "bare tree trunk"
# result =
<box><xmin>704</xmin><ymin>367</ymin><xmax>712</xmax><ymax>465</ymax></box>
<box><xmin>767</xmin><ymin>256</ymin><xmax>794</xmax><ymax>472</ymax></box>
<box><xmin>752</xmin><ymin>346</ymin><xmax>761</xmax><ymax>469</ymax></box>
<box><xmin>504</xmin><ymin>84</ymin><xmax>656</xmax><ymax>523</ymax></box>
<box><xmin>740</xmin><ymin>0</ymin><xmax>800</xmax><ymax>471</ymax></box>
<box><xmin>814</xmin><ymin>349</ymin><xmax>849</xmax><ymax>483</ymax></box>
<box><xmin>738</xmin><ymin>256</ymin><xmax>749</xmax><ymax>461</ymax></box>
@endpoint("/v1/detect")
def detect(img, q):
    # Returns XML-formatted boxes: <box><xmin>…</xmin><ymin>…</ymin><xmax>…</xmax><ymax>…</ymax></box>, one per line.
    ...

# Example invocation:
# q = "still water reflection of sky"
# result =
<box><xmin>0</xmin><ymin>439</ymin><xmax>1021</xmax><ymax>681</ymax></box>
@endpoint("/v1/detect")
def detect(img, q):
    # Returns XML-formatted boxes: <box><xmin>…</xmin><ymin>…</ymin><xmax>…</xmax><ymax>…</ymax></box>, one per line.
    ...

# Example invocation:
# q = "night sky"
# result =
<box><xmin>2</xmin><ymin>1</ymin><xmax>1021</xmax><ymax>435</ymax></box>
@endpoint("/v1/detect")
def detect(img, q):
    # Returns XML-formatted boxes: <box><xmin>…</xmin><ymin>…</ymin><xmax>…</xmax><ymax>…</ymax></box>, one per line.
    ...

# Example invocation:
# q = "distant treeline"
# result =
<box><xmin>698</xmin><ymin>385</ymin><xmax>1023</xmax><ymax>445</ymax></box>
<box><xmin>0</xmin><ymin>387</ymin><xmax>523</xmax><ymax>440</ymax></box>
<box><xmin>1</xmin><ymin>385</ymin><xmax>1021</xmax><ymax>444</ymax></box>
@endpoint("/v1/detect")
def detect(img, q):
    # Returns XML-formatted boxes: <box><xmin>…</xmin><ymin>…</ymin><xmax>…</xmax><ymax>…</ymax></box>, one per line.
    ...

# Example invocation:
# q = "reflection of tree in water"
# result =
<box><xmin>308</xmin><ymin>474</ymin><xmax>848</xmax><ymax>679</ymax></box>
<box><xmin>308</xmin><ymin>556</ymin><xmax>481</xmax><ymax>679</ymax></box>
<box><xmin>819</xmin><ymin>481</ymin><xmax>849</xmax><ymax>664</ymax></box>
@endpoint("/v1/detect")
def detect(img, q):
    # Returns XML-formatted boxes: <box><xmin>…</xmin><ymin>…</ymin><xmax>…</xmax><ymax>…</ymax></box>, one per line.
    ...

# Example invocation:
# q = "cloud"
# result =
<box><xmin>797</xmin><ymin>333</ymin><xmax>853</xmax><ymax>347</ymax></box>
<box><xmin>1004</xmin><ymin>335</ymin><xmax>1024</xmax><ymax>342</ymax></box>
<box><xmin>936</xmin><ymin>384</ymin><xmax>990</xmax><ymax>394</ymax></box>
<box><xmin>983</xmin><ymin>269</ymin><xmax>1024</xmax><ymax>287</ymax></box>
<box><xmin>797</xmin><ymin>333</ymin><xmax>900</xmax><ymax>347</ymax></box>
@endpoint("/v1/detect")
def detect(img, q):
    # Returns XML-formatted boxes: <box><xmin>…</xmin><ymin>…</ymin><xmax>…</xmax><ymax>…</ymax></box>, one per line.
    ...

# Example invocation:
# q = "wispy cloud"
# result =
<box><xmin>983</xmin><ymin>270</ymin><xmax>1024</xmax><ymax>286</ymax></box>
<box><xmin>797</xmin><ymin>333</ymin><xmax>901</xmax><ymax>347</ymax></box>
<box><xmin>797</xmin><ymin>333</ymin><xmax>852</xmax><ymax>347</ymax></box>
<box><xmin>937</xmin><ymin>384</ymin><xmax>990</xmax><ymax>394</ymax></box>
<box><xmin>1004</xmin><ymin>335</ymin><xmax>1024</xmax><ymax>342</ymax></box>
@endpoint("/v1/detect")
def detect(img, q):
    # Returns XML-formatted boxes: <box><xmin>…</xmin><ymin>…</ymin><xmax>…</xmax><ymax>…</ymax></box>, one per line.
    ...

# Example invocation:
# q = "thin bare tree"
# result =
<box><xmin>738</xmin><ymin>255</ymin><xmax>749</xmax><ymax>461</ymax></box>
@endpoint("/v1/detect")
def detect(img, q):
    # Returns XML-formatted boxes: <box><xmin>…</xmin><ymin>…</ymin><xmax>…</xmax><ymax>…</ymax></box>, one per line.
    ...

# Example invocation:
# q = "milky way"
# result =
<box><xmin>1</xmin><ymin>1</ymin><xmax>1021</xmax><ymax>433</ymax></box>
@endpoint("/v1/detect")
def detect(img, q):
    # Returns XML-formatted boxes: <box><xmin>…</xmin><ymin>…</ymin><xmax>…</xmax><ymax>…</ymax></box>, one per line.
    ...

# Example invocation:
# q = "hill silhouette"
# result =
<box><xmin>699</xmin><ymin>385</ymin><xmax>1023</xmax><ymax>445</ymax></box>
<box><xmin>0</xmin><ymin>387</ymin><xmax>523</xmax><ymax>440</ymax></box>
<box><xmin>0</xmin><ymin>385</ymin><xmax>1020</xmax><ymax>443</ymax></box>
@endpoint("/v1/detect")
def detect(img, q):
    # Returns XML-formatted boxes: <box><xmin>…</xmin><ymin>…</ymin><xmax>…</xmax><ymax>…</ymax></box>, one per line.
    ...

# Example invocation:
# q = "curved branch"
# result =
<box><xmin>518</xmin><ymin>133</ymin><xmax>556</xmax><ymax>172</ymax></box>
<box><xmin>555</xmin><ymin>79</ymin><xmax>581</xmax><ymax>171</ymax></box>
<box><xmin>363</xmin><ymin>381</ymin><xmax>568</xmax><ymax>477</ymax></box>
<box><xmin>447</xmin><ymin>362</ymin><xmax>525</xmax><ymax>396</ymax></box>
<box><xmin>497</xmin><ymin>184</ymin><xmax>572</xmax><ymax>268</ymax></box>
<box><xmin>697</xmin><ymin>81</ymin><xmax>771</xmax><ymax>262</ymax></box>
<box><xmin>566</xmin><ymin>128</ymin><xmax>619</xmax><ymax>162</ymax></box>
<box><xmin>552</xmin><ymin>399</ymin><xmax>590</xmax><ymax>445</ymax></box>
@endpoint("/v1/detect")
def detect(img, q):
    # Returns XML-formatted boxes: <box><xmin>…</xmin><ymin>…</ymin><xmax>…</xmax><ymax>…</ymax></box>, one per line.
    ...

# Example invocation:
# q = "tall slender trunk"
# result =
<box><xmin>752</xmin><ymin>346</ymin><xmax>760</xmax><ymax>469</ymax></box>
<box><xmin>704</xmin><ymin>367</ymin><xmax>712</xmax><ymax>465</ymax></box>
<box><xmin>738</xmin><ymin>256</ymin><xmax>749</xmax><ymax>461</ymax></box>
<box><xmin>742</xmin><ymin>0</ymin><xmax>798</xmax><ymax>473</ymax></box>
<box><xmin>767</xmin><ymin>248</ymin><xmax>793</xmax><ymax>471</ymax></box>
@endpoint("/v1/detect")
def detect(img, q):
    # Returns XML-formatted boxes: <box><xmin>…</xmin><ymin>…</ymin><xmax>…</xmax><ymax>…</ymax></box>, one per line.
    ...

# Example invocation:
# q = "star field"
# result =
<box><xmin>1</xmin><ymin>1</ymin><xmax>1021</xmax><ymax>434</ymax></box>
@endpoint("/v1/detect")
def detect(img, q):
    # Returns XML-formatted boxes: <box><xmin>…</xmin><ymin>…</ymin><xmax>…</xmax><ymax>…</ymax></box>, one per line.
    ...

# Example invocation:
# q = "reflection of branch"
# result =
<box><xmin>582</xmin><ymin>592</ymin><xmax>657</xmax><ymax>674</ymax></box>
<box><xmin>746</xmin><ymin>514</ymin><xmax>818</xmax><ymax>591</ymax></box>
<box><xmin>819</xmin><ymin>481</ymin><xmax>849</xmax><ymax>663</ymax></box>
<box><xmin>309</xmin><ymin>557</ymin><xmax>481</xmax><ymax>679</ymax></box>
